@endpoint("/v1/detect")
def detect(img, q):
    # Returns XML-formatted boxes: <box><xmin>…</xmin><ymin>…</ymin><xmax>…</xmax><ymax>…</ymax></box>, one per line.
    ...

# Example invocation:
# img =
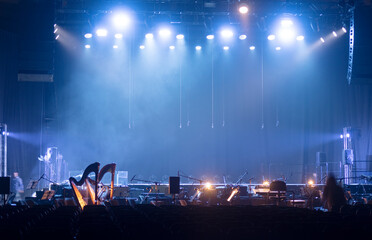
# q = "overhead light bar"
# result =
<box><xmin>84</xmin><ymin>33</ymin><xmax>93</xmax><ymax>39</ymax></box>
<box><xmin>96</xmin><ymin>28</ymin><xmax>108</xmax><ymax>37</ymax></box>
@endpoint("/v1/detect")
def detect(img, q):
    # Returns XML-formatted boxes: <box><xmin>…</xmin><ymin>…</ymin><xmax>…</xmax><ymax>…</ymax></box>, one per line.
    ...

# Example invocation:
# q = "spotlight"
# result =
<box><xmin>55</xmin><ymin>35</ymin><xmax>60</xmax><ymax>40</ymax></box>
<box><xmin>308</xmin><ymin>180</ymin><xmax>314</xmax><ymax>186</ymax></box>
<box><xmin>84</xmin><ymin>33</ymin><xmax>93</xmax><ymax>39</ymax></box>
<box><xmin>96</xmin><ymin>28</ymin><xmax>108</xmax><ymax>37</ymax></box>
<box><xmin>332</xmin><ymin>31</ymin><xmax>337</xmax><ymax>37</ymax></box>
<box><xmin>206</xmin><ymin>34</ymin><xmax>215</xmax><ymax>40</ymax></box>
<box><xmin>139</xmin><ymin>45</ymin><xmax>145</xmax><ymax>49</ymax></box>
<box><xmin>340</xmin><ymin>134</ymin><xmax>344</xmax><ymax>139</ymax></box>
<box><xmin>223</xmin><ymin>46</ymin><xmax>229</xmax><ymax>50</ymax></box>
<box><xmin>159</xmin><ymin>28</ymin><xmax>171</xmax><ymax>38</ymax></box>
<box><xmin>176</xmin><ymin>34</ymin><xmax>184</xmax><ymax>40</ymax></box>
<box><xmin>238</xmin><ymin>4</ymin><xmax>249</xmax><ymax>14</ymax></box>
<box><xmin>320</xmin><ymin>37</ymin><xmax>325</xmax><ymax>43</ymax></box>
<box><xmin>85</xmin><ymin>44</ymin><xmax>91</xmax><ymax>49</ymax></box>
<box><xmin>2</xmin><ymin>131</ymin><xmax>8</xmax><ymax>136</ymax></box>
<box><xmin>113</xmin><ymin>45</ymin><xmax>118</xmax><ymax>49</ymax></box>
<box><xmin>114</xmin><ymin>33</ymin><xmax>123</xmax><ymax>39</ymax></box>
<box><xmin>278</xmin><ymin>29</ymin><xmax>295</xmax><ymax>42</ymax></box>
<box><xmin>263</xmin><ymin>181</ymin><xmax>270</xmax><ymax>186</ymax></box>
<box><xmin>249</xmin><ymin>46</ymin><xmax>255</xmax><ymax>50</ymax></box>
<box><xmin>275</xmin><ymin>46</ymin><xmax>281</xmax><ymax>51</ymax></box>
<box><xmin>54</xmin><ymin>28</ymin><xmax>58</xmax><ymax>34</ymax></box>
<box><xmin>112</xmin><ymin>13</ymin><xmax>131</xmax><ymax>29</ymax></box>
<box><xmin>280</xmin><ymin>19</ymin><xmax>294</xmax><ymax>27</ymax></box>
<box><xmin>205</xmin><ymin>182</ymin><xmax>212</xmax><ymax>190</ymax></box>
<box><xmin>267</xmin><ymin>34</ymin><xmax>276</xmax><ymax>40</ymax></box>
<box><xmin>346</xmin><ymin>133</ymin><xmax>350</xmax><ymax>138</ymax></box>
<box><xmin>296</xmin><ymin>35</ymin><xmax>304</xmax><ymax>41</ymax></box>
<box><xmin>342</xmin><ymin>27</ymin><xmax>347</xmax><ymax>33</ymax></box>
<box><xmin>169</xmin><ymin>45</ymin><xmax>175</xmax><ymax>50</ymax></box>
<box><xmin>221</xmin><ymin>29</ymin><xmax>234</xmax><ymax>38</ymax></box>
<box><xmin>195</xmin><ymin>45</ymin><xmax>202</xmax><ymax>50</ymax></box>
<box><xmin>145</xmin><ymin>33</ymin><xmax>153</xmax><ymax>39</ymax></box>
<box><xmin>239</xmin><ymin>34</ymin><xmax>247</xmax><ymax>40</ymax></box>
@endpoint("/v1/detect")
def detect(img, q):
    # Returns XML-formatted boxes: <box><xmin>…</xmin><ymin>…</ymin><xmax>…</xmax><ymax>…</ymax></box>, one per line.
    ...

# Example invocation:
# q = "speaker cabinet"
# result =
<box><xmin>0</xmin><ymin>177</ymin><xmax>10</xmax><ymax>194</ymax></box>
<box><xmin>169</xmin><ymin>177</ymin><xmax>180</xmax><ymax>194</ymax></box>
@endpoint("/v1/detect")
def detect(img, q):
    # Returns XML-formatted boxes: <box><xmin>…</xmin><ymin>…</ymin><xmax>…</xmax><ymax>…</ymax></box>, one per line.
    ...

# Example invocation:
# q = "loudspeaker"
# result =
<box><xmin>169</xmin><ymin>177</ymin><xmax>180</xmax><ymax>194</ymax></box>
<box><xmin>316</xmin><ymin>152</ymin><xmax>327</xmax><ymax>166</ymax></box>
<box><xmin>0</xmin><ymin>177</ymin><xmax>10</xmax><ymax>194</ymax></box>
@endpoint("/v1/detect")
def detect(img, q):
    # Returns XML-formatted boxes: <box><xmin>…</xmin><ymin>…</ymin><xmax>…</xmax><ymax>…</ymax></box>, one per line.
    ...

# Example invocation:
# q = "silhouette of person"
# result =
<box><xmin>322</xmin><ymin>175</ymin><xmax>346</xmax><ymax>212</ymax></box>
<box><xmin>11</xmin><ymin>172</ymin><xmax>24</xmax><ymax>202</ymax></box>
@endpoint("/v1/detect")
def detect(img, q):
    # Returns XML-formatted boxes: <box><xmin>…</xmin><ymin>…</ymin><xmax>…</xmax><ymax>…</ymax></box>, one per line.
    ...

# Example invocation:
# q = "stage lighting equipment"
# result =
<box><xmin>96</xmin><ymin>28</ymin><xmax>108</xmax><ymax>37</ymax></box>
<box><xmin>340</xmin><ymin>134</ymin><xmax>344</xmax><ymax>139</ymax></box>
<box><xmin>280</xmin><ymin>19</ymin><xmax>293</xmax><ymax>27</ymax></box>
<box><xmin>169</xmin><ymin>45</ymin><xmax>175</xmax><ymax>50</ymax></box>
<box><xmin>268</xmin><ymin>34</ymin><xmax>276</xmax><ymax>40</ymax></box>
<box><xmin>275</xmin><ymin>46</ymin><xmax>281</xmax><ymax>51</ymax></box>
<box><xmin>205</xmin><ymin>182</ymin><xmax>212</xmax><ymax>190</ymax></box>
<box><xmin>55</xmin><ymin>35</ymin><xmax>59</xmax><ymax>40</ymax></box>
<box><xmin>221</xmin><ymin>29</ymin><xmax>233</xmax><ymax>38</ymax></box>
<box><xmin>84</xmin><ymin>33</ymin><xmax>92</xmax><ymax>39</ymax></box>
<box><xmin>296</xmin><ymin>35</ymin><xmax>304</xmax><ymax>41</ymax></box>
<box><xmin>249</xmin><ymin>46</ymin><xmax>255</xmax><ymax>50</ymax></box>
<box><xmin>239</xmin><ymin>34</ymin><xmax>247</xmax><ymax>40</ymax></box>
<box><xmin>238</xmin><ymin>4</ymin><xmax>249</xmax><ymax>14</ymax></box>
<box><xmin>320</xmin><ymin>37</ymin><xmax>325</xmax><ymax>43</ymax></box>
<box><xmin>332</xmin><ymin>31</ymin><xmax>337</xmax><ymax>37</ymax></box>
<box><xmin>145</xmin><ymin>33</ymin><xmax>153</xmax><ymax>39</ymax></box>
<box><xmin>195</xmin><ymin>45</ymin><xmax>202</xmax><ymax>50</ymax></box>
<box><xmin>206</xmin><ymin>34</ymin><xmax>214</xmax><ymax>40</ymax></box>
<box><xmin>113</xmin><ymin>45</ymin><xmax>118</xmax><ymax>49</ymax></box>
<box><xmin>114</xmin><ymin>33</ymin><xmax>123</xmax><ymax>39</ymax></box>
<box><xmin>2</xmin><ymin>131</ymin><xmax>9</xmax><ymax>136</ymax></box>
<box><xmin>85</xmin><ymin>44</ymin><xmax>91</xmax><ymax>49</ymax></box>
<box><xmin>54</xmin><ymin>28</ymin><xmax>58</xmax><ymax>34</ymax></box>
<box><xmin>176</xmin><ymin>34</ymin><xmax>184</xmax><ymax>40</ymax></box>
<box><xmin>342</xmin><ymin>27</ymin><xmax>347</xmax><ymax>33</ymax></box>
<box><xmin>139</xmin><ymin>45</ymin><xmax>145</xmax><ymax>49</ymax></box>
<box><xmin>112</xmin><ymin>13</ymin><xmax>131</xmax><ymax>29</ymax></box>
<box><xmin>263</xmin><ymin>181</ymin><xmax>270</xmax><ymax>186</ymax></box>
<box><xmin>159</xmin><ymin>28</ymin><xmax>171</xmax><ymax>38</ymax></box>
<box><xmin>278</xmin><ymin>28</ymin><xmax>295</xmax><ymax>42</ymax></box>
<box><xmin>346</xmin><ymin>133</ymin><xmax>350</xmax><ymax>138</ymax></box>
<box><xmin>307</xmin><ymin>180</ymin><xmax>314</xmax><ymax>186</ymax></box>
<box><xmin>227</xmin><ymin>189</ymin><xmax>238</xmax><ymax>202</ymax></box>
<box><xmin>223</xmin><ymin>46</ymin><xmax>229</xmax><ymax>50</ymax></box>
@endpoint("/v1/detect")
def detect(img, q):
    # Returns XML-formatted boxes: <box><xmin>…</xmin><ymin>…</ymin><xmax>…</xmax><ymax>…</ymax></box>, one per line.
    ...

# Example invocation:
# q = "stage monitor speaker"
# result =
<box><xmin>316</xmin><ymin>152</ymin><xmax>327</xmax><ymax>166</ymax></box>
<box><xmin>0</xmin><ymin>177</ymin><xmax>10</xmax><ymax>194</ymax></box>
<box><xmin>349</xmin><ymin>5</ymin><xmax>372</xmax><ymax>84</ymax></box>
<box><xmin>169</xmin><ymin>177</ymin><xmax>180</xmax><ymax>194</ymax></box>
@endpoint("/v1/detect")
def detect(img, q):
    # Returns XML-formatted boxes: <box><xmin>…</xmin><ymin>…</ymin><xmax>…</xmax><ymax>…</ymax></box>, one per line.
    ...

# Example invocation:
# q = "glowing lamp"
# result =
<box><xmin>263</xmin><ymin>181</ymin><xmax>270</xmax><ymax>186</ymax></box>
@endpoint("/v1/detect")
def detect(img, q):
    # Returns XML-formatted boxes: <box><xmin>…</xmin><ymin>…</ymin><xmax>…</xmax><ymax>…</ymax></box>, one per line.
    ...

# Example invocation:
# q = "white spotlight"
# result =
<box><xmin>239</xmin><ymin>34</ymin><xmax>247</xmax><ymax>40</ymax></box>
<box><xmin>55</xmin><ymin>35</ymin><xmax>60</xmax><ymax>40</ymax></box>
<box><xmin>221</xmin><ymin>29</ymin><xmax>233</xmax><ymax>38</ymax></box>
<box><xmin>296</xmin><ymin>35</ymin><xmax>304</xmax><ymax>41</ymax></box>
<box><xmin>249</xmin><ymin>46</ymin><xmax>255</xmax><ymax>50</ymax></box>
<box><xmin>54</xmin><ymin>28</ymin><xmax>58</xmax><ymax>34</ymax></box>
<box><xmin>320</xmin><ymin>37</ymin><xmax>325</xmax><ymax>43</ymax></box>
<box><xmin>96</xmin><ymin>28</ymin><xmax>108</xmax><ymax>37</ymax></box>
<box><xmin>340</xmin><ymin>134</ymin><xmax>344</xmax><ymax>139</ymax></box>
<box><xmin>85</xmin><ymin>44</ymin><xmax>91</xmax><ymax>49</ymax></box>
<box><xmin>112</xmin><ymin>13</ymin><xmax>131</xmax><ymax>29</ymax></box>
<box><xmin>332</xmin><ymin>31</ymin><xmax>337</xmax><ymax>37</ymax></box>
<box><xmin>139</xmin><ymin>45</ymin><xmax>145</xmax><ymax>49</ymax></box>
<box><xmin>268</xmin><ymin>34</ymin><xmax>276</xmax><ymax>40</ymax></box>
<box><xmin>176</xmin><ymin>34</ymin><xmax>184</xmax><ymax>40</ymax></box>
<box><xmin>238</xmin><ymin>4</ymin><xmax>249</xmax><ymax>14</ymax></box>
<box><xmin>169</xmin><ymin>45</ymin><xmax>175</xmax><ymax>50</ymax></box>
<box><xmin>342</xmin><ymin>27</ymin><xmax>347</xmax><ymax>33</ymax></box>
<box><xmin>206</xmin><ymin>34</ymin><xmax>214</xmax><ymax>40</ymax></box>
<box><xmin>195</xmin><ymin>45</ymin><xmax>202</xmax><ymax>50</ymax></box>
<box><xmin>113</xmin><ymin>45</ymin><xmax>118</xmax><ymax>49</ymax></box>
<box><xmin>281</xmin><ymin>19</ymin><xmax>293</xmax><ymax>27</ymax></box>
<box><xmin>278</xmin><ymin>29</ymin><xmax>295</xmax><ymax>42</ymax></box>
<box><xmin>223</xmin><ymin>46</ymin><xmax>229</xmax><ymax>50</ymax></box>
<box><xmin>159</xmin><ymin>28</ymin><xmax>171</xmax><ymax>38</ymax></box>
<box><xmin>275</xmin><ymin>46</ymin><xmax>281</xmax><ymax>51</ymax></box>
<box><xmin>346</xmin><ymin>133</ymin><xmax>350</xmax><ymax>138</ymax></box>
<box><xmin>114</xmin><ymin>33</ymin><xmax>123</xmax><ymax>39</ymax></box>
<box><xmin>145</xmin><ymin>33</ymin><xmax>154</xmax><ymax>39</ymax></box>
<box><xmin>84</xmin><ymin>33</ymin><xmax>93</xmax><ymax>39</ymax></box>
